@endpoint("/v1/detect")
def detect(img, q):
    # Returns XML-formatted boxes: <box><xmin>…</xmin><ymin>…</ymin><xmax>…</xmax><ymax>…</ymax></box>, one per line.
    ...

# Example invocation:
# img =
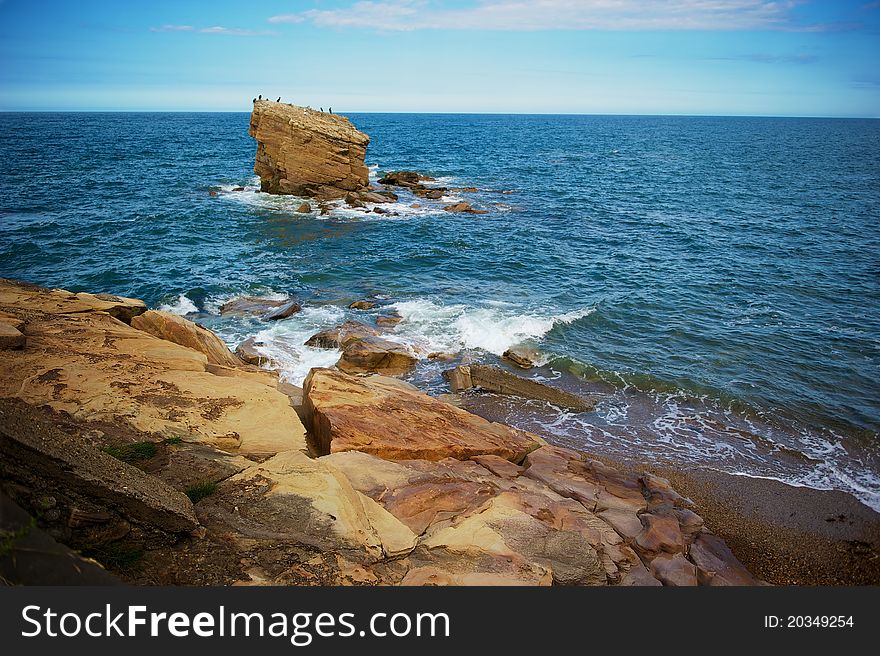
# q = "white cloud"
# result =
<box><xmin>151</xmin><ymin>24</ymin><xmax>274</xmax><ymax>36</ymax></box>
<box><xmin>267</xmin><ymin>0</ymin><xmax>817</xmax><ymax>32</ymax></box>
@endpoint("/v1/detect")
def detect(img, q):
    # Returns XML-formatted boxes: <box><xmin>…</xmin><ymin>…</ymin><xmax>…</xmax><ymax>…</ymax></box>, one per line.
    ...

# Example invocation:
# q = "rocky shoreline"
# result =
<box><xmin>0</xmin><ymin>277</ymin><xmax>766</xmax><ymax>586</ymax></box>
<box><xmin>2</xmin><ymin>103</ymin><xmax>876</xmax><ymax>588</ymax></box>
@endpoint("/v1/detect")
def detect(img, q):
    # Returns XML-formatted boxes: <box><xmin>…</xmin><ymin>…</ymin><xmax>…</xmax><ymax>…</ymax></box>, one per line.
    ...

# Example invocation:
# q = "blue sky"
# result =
<box><xmin>1</xmin><ymin>1</ymin><xmax>878</xmax><ymax>115</ymax></box>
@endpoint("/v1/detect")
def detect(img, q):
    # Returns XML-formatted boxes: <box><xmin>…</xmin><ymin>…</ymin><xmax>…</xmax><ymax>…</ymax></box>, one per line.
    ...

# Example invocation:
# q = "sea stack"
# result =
<box><xmin>249</xmin><ymin>100</ymin><xmax>370</xmax><ymax>199</ymax></box>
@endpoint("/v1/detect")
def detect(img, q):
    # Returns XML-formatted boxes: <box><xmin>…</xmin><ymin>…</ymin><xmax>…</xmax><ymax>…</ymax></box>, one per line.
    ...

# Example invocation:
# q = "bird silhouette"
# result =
<box><xmin>276</xmin><ymin>97</ymin><xmax>281</xmax><ymax>102</ymax></box>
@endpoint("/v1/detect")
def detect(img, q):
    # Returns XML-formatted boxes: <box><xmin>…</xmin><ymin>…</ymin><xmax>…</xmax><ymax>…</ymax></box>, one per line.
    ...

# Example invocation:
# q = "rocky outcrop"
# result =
<box><xmin>131</xmin><ymin>310</ymin><xmax>242</xmax><ymax>368</ymax></box>
<box><xmin>249</xmin><ymin>100</ymin><xmax>370</xmax><ymax>199</ymax></box>
<box><xmin>0</xmin><ymin>279</ymin><xmax>307</xmax><ymax>460</ymax></box>
<box><xmin>445</xmin><ymin>364</ymin><xmax>596</xmax><ymax>412</ymax></box>
<box><xmin>0</xmin><ymin>399</ymin><xmax>198</xmax><ymax>537</ymax></box>
<box><xmin>302</xmin><ymin>368</ymin><xmax>544</xmax><ymax>461</ymax></box>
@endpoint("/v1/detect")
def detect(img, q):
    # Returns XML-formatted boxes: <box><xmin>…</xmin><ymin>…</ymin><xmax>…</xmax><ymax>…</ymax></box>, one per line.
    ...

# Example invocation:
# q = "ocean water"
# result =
<box><xmin>1</xmin><ymin>112</ymin><xmax>879</xmax><ymax>509</ymax></box>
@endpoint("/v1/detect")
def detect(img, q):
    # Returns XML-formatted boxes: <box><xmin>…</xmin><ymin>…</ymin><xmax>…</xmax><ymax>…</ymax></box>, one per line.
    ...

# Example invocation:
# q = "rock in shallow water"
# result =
<box><xmin>337</xmin><ymin>336</ymin><xmax>417</xmax><ymax>376</ymax></box>
<box><xmin>304</xmin><ymin>320</ymin><xmax>378</xmax><ymax>349</ymax></box>
<box><xmin>235</xmin><ymin>336</ymin><xmax>269</xmax><ymax>366</ymax></box>
<box><xmin>249</xmin><ymin>100</ymin><xmax>370</xmax><ymax>199</ymax></box>
<box><xmin>445</xmin><ymin>364</ymin><xmax>596</xmax><ymax>413</ymax></box>
<box><xmin>220</xmin><ymin>296</ymin><xmax>296</xmax><ymax>318</ymax></box>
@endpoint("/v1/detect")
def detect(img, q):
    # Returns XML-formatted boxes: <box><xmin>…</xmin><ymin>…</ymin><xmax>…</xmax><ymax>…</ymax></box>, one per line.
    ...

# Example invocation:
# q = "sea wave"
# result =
<box><xmin>389</xmin><ymin>298</ymin><xmax>594</xmax><ymax>356</ymax></box>
<box><xmin>158</xmin><ymin>292</ymin><xmax>198</xmax><ymax>316</ymax></box>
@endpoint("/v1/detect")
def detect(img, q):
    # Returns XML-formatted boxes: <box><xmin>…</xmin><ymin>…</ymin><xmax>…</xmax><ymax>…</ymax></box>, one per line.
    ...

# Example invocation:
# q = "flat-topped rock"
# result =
<box><xmin>446</xmin><ymin>364</ymin><xmax>596</xmax><ymax>413</ymax></box>
<box><xmin>249</xmin><ymin>100</ymin><xmax>370</xmax><ymax>199</ymax></box>
<box><xmin>302</xmin><ymin>368</ymin><xmax>544</xmax><ymax>462</ymax></box>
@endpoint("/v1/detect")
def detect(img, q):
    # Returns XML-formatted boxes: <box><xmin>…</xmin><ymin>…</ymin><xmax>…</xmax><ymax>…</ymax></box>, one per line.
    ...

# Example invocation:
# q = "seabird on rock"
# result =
<box><xmin>252</xmin><ymin>98</ymin><xmax>256</xmax><ymax>103</ymax></box>
<box><xmin>277</xmin><ymin>96</ymin><xmax>281</xmax><ymax>102</ymax></box>
<box><xmin>329</xmin><ymin>107</ymin><xmax>332</xmax><ymax>114</ymax></box>
<box><xmin>258</xmin><ymin>94</ymin><xmax>262</xmax><ymax>100</ymax></box>
<box><xmin>320</xmin><ymin>107</ymin><xmax>324</xmax><ymax>112</ymax></box>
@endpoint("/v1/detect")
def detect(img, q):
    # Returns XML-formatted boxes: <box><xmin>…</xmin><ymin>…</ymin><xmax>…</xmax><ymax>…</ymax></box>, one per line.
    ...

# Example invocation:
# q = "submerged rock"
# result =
<box><xmin>249</xmin><ymin>100</ymin><xmax>370</xmax><ymax>199</ymax></box>
<box><xmin>377</xmin><ymin>171</ymin><xmax>434</xmax><ymax>187</ymax></box>
<box><xmin>295</xmin><ymin>202</ymin><xmax>311</xmax><ymax>213</ymax></box>
<box><xmin>219</xmin><ymin>296</ymin><xmax>297</xmax><ymax>318</ymax></box>
<box><xmin>376</xmin><ymin>313</ymin><xmax>402</xmax><ymax>327</ymax></box>
<box><xmin>302</xmin><ymin>368</ymin><xmax>544</xmax><ymax>462</ymax></box>
<box><xmin>443</xmin><ymin>201</ymin><xmax>488</xmax><ymax>214</ymax></box>
<box><xmin>445</xmin><ymin>364</ymin><xmax>596</xmax><ymax>413</ymax></box>
<box><xmin>348</xmin><ymin>300</ymin><xmax>377</xmax><ymax>310</ymax></box>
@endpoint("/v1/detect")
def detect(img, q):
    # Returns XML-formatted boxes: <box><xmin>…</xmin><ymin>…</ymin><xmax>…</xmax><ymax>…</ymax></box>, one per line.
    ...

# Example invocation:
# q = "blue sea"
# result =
<box><xmin>1</xmin><ymin>112</ymin><xmax>879</xmax><ymax>509</ymax></box>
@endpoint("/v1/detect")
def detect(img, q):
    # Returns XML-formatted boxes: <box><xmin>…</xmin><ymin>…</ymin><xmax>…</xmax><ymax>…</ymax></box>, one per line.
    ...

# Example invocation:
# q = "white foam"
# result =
<box><xmin>390</xmin><ymin>298</ymin><xmax>594</xmax><ymax>356</ymax></box>
<box><xmin>225</xmin><ymin>304</ymin><xmax>346</xmax><ymax>386</ymax></box>
<box><xmin>158</xmin><ymin>293</ymin><xmax>198</xmax><ymax>316</ymax></box>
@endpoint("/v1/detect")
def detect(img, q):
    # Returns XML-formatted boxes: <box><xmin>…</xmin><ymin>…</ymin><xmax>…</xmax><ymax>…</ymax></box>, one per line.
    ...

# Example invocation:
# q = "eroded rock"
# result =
<box><xmin>249</xmin><ymin>101</ymin><xmax>370</xmax><ymax>199</ymax></box>
<box><xmin>131</xmin><ymin>310</ymin><xmax>241</xmax><ymax>368</ymax></box>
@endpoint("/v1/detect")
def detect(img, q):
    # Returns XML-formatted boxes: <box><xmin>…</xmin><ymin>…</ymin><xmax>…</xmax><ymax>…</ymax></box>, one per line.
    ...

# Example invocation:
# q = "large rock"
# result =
<box><xmin>303</xmin><ymin>368</ymin><xmax>543</xmax><ymax>462</ymax></box>
<box><xmin>0</xmin><ymin>280</ymin><xmax>306</xmax><ymax>460</ymax></box>
<box><xmin>445</xmin><ymin>364</ymin><xmax>596</xmax><ymax>412</ymax></box>
<box><xmin>131</xmin><ymin>310</ymin><xmax>241</xmax><ymax>368</ymax></box>
<box><xmin>249</xmin><ymin>100</ymin><xmax>370</xmax><ymax>199</ymax></box>
<box><xmin>336</xmin><ymin>336</ymin><xmax>418</xmax><ymax>376</ymax></box>
<box><xmin>304</xmin><ymin>320</ymin><xmax>378</xmax><ymax>349</ymax></box>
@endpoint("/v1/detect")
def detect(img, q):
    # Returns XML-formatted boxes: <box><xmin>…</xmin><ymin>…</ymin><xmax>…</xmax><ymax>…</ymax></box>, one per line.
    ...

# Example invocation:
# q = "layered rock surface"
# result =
<box><xmin>0</xmin><ymin>279</ymin><xmax>306</xmax><ymax>459</ymax></box>
<box><xmin>249</xmin><ymin>100</ymin><xmax>370</xmax><ymax>199</ymax></box>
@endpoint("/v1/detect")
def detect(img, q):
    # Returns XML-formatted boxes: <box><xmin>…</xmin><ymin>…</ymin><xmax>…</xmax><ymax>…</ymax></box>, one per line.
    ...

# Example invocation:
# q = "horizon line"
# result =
<box><xmin>1</xmin><ymin>109</ymin><xmax>878</xmax><ymax>120</ymax></box>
